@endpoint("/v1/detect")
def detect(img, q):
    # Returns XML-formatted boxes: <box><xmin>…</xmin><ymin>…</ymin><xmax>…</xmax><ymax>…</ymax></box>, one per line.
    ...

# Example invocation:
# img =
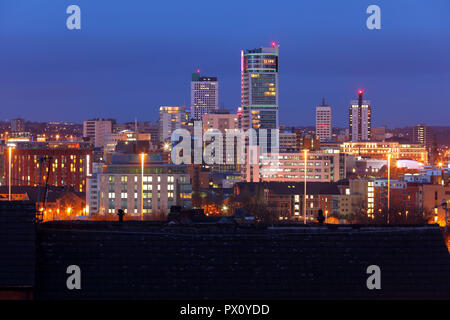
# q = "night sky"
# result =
<box><xmin>0</xmin><ymin>0</ymin><xmax>449</xmax><ymax>127</ymax></box>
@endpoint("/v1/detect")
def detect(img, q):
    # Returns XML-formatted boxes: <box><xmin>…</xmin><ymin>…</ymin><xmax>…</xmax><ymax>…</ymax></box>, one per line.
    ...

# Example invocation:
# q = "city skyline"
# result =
<box><xmin>0</xmin><ymin>1</ymin><xmax>449</xmax><ymax>127</ymax></box>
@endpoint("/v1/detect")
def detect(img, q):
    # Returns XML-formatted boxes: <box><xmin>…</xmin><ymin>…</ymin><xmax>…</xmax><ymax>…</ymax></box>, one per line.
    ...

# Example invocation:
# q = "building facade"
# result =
<box><xmin>341</xmin><ymin>141</ymin><xmax>428</xmax><ymax>163</ymax></box>
<box><xmin>245</xmin><ymin>150</ymin><xmax>345</xmax><ymax>183</ymax></box>
<box><xmin>241</xmin><ymin>44</ymin><xmax>279</xmax><ymax>132</ymax></box>
<box><xmin>278</xmin><ymin>132</ymin><xmax>297</xmax><ymax>151</ymax></box>
<box><xmin>202</xmin><ymin>110</ymin><xmax>239</xmax><ymax>133</ymax></box>
<box><xmin>413</xmin><ymin>124</ymin><xmax>432</xmax><ymax>155</ymax></box>
<box><xmin>97</xmin><ymin>154</ymin><xmax>192</xmax><ymax>218</ymax></box>
<box><xmin>159</xmin><ymin>106</ymin><xmax>188</xmax><ymax>143</ymax></box>
<box><xmin>233</xmin><ymin>181</ymin><xmax>342</xmax><ymax>221</ymax></box>
<box><xmin>349</xmin><ymin>90</ymin><xmax>371</xmax><ymax>142</ymax></box>
<box><xmin>316</xmin><ymin>99</ymin><xmax>332</xmax><ymax>142</ymax></box>
<box><xmin>191</xmin><ymin>72</ymin><xmax>219</xmax><ymax>121</ymax></box>
<box><xmin>5</xmin><ymin>141</ymin><xmax>93</xmax><ymax>193</ymax></box>
<box><xmin>83</xmin><ymin>118</ymin><xmax>114</xmax><ymax>148</ymax></box>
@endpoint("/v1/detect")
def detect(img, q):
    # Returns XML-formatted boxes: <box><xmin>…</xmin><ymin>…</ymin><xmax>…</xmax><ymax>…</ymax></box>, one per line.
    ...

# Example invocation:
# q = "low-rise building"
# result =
<box><xmin>341</xmin><ymin>141</ymin><xmax>428</xmax><ymax>163</ymax></box>
<box><xmin>233</xmin><ymin>181</ymin><xmax>344</xmax><ymax>221</ymax></box>
<box><xmin>3</xmin><ymin>141</ymin><xmax>93</xmax><ymax>193</ymax></box>
<box><xmin>246</xmin><ymin>150</ymin><xmax>345</xmax><ymax>183</ymax></box>
<box><xmin>97</xmin><ymin>154</ymin><xmax>192</xmax><ymax>218</ymax></box>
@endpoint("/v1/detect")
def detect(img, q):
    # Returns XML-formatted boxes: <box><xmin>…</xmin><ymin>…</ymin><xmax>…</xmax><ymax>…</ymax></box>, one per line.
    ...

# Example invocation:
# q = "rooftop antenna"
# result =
<box><xmin>321</xmin><ymin>97</ymin><xmax>326</xmax><ymax>106</ymax></box>
<box><xmin>135</xmin><ymin>117</ymin><xmax>138</xmax><ymax>133</ymax></box>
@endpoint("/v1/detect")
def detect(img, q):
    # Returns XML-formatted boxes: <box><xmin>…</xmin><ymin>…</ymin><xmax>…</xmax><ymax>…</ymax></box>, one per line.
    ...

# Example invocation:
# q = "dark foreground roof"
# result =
<box><xmin>0</xmin><ymin>201</ymin><xmax>36</xmax><ymax>289</ymax></box>
<box><xmin>35</xmin><ymin>222</ymin><xmax>450</xmax><ymax>299</ymax></box>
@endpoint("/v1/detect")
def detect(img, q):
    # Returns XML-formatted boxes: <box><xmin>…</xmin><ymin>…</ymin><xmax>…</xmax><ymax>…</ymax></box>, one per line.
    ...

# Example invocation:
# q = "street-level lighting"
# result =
<box><xmin>140</xmin><ymin>153</ymin><xmax>146</xmax><ymax>221</ymax></box>
<box><xmin>8</xmin><ymin>146</ymin><xmax>13</xmax><ymax>201</ymax></box>
<box><xmin>438</xmin><ymin>162</ymin><xmax>444</xmax><ymax>186</ymax></box>
<box><xmin>387</xmin><ymin>153</ymin><xmax>391</xmax><ymax>224</ymax></box>
<box><xmin>303</xmin><ymin>149</ymin><xmax>309</xmax><ymax>225</ymax></box>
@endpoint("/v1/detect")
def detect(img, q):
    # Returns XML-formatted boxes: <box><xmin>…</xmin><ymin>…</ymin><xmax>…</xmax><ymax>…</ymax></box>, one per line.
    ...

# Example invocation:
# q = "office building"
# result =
<box><xmin>279</xmin><ymin>132</ymin><xmax>297</xmax><ymax>150</ymax></box>
<box><xmin>202</xmin><ymin>110</ymin><xmax>239</xmax><ymax>133</ymax></box>
<box><xmin>341</xmin><ymin>141</ymin><xmax>428</xmax><ymax>163</ymax></box>
<box><xmin>191</xmin><ymin>71</ymin><xmax>219</xmax><ymax>120</ymax></box>
<box><xmin>202</xmin><ymin>110</ymin><xmax>241</xmax><ymax>172</ymax></box>
<box><xmin>241</xmin><ymin>44</ymin><xmax>279</xmax><ymax>132</ymax></box>
<box><xmin>245</xmin><ymin>150</ymin><xmax>345</xmax><ymax>183</ymax></box>
<box><xmin>97</xmin><ymin>154</ymin><xmax>192</xmax><ymax>217</ymax></box>
<box><xmin>316</xmin><ymin>99</ymin><xmax>332</xmax><ymax>142</ymax></box>
<box><xmin>349</xmin><ymin>90</ymin><xmax>371</xmax><ymax>141</ymax></box>
<box><xmin>83</xmin><ymin>118</ymin><xmax>114</xmax><ymax>148</ymax></box>
<box><xmin>159</xmin><ymin>106</ymin><xmax>188</xmax><ymax>143</ymax></box>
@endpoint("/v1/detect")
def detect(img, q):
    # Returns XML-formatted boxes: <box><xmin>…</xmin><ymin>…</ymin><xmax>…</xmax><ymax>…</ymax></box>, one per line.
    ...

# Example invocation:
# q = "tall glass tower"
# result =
<box><xmin>241</xmin><ymin>44</ymin><xmax>279</xmax><ymax>131</ymax></box>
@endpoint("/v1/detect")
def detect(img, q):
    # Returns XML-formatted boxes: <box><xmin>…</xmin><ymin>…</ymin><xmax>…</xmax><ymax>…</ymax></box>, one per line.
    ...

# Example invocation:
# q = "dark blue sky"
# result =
<box><xmin>0</xmin><ymin>0</ymin><xmax>449</xmax><ymax>127</ymax></box>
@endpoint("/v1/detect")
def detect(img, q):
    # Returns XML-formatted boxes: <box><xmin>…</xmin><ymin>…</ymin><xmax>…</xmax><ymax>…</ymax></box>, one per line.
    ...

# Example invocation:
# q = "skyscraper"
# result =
<box><xmin>159</xmin><ymin>106</ymin><xmax>188</xmax><ymax>143</ymax></box>
<box><xmin>190</xmin><ymin>71</ymin><xmax>219</xmax><ymax>120</ymax></box>
<box><xmin>413</xmin><ymin>124</ymin><xmax>432</xmax><ymax>154</ymax></box>
<box><xmin>315</xmin><ymin>98</ymin><xmax>332</xmax><ymax>142</ymax></box>
<box><xmin>241</xmin><ymin>44</ymin><xmax>279</xmax><ymax>131</ymax></box>
<box><xmin>349</xmin><ymin>90</ymin><xmax>371</xmax><ymax>142</ymax></box>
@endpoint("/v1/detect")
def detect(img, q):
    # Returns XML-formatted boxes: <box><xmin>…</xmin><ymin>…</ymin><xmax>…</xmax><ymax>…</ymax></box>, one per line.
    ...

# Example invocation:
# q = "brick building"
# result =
<box><xmin>4</xmin><ymin>141</ymin><xmax>93</xmax><ymax>193</ymax></box>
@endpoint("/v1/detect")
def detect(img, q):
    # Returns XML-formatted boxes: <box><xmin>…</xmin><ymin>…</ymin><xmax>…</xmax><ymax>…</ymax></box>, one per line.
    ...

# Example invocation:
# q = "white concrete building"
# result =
<box><xmin>83</xmin><ymin>118</ymin><xmax>114</xmax><ymax>148</ymax></box>
<box><xmin>159</xmin><ymin>106</ymin><xmax>187</xmax><ymax>143</ymax></box>
<box><xmin>316</xmin><ymin>99</ymin><xmax>332</xmax><ymax>142</ymax></box>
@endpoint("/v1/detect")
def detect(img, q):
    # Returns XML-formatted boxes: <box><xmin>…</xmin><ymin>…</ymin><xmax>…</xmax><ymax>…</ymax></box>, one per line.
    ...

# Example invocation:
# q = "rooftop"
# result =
<box><xmin>35</xmin><ymin>221</ymin><xmax>450</xmax><ymax>299</ymax></box>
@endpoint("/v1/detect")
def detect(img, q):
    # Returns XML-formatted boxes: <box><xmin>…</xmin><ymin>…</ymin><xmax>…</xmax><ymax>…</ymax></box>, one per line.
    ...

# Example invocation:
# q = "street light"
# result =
<box><xmin>140</xmin><ymin>153</ymin><xmax>146</xmax><ymax>221</ymax></box>
<box><xmin>8</xmin><ymin>146</ymin><xmax>13</xmax><ymax>201</ymax></box>
<box><xmin>303</xmin><ymin>149</ymin><xmax>308</xmax><ymax>225</ymax></box>
<box><xmin>387</xmin><ymin>153</ymin><xmax>391</xmax><ymax>224</ymax></box>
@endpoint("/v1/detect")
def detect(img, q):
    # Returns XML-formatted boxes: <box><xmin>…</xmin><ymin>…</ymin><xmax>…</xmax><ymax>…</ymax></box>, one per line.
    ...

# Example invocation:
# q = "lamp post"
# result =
<box><xmin>140</xmin><ymin>153</ymin><xmax>146</xmax><ymax>221</ymax></box>
<box><xmin>387</xmin><ymin>153</ymin><xmax>391</xmax><ymax>224</ymax></box>
<box><xmin>304</xmin><ymin>149</ymin><xmax>308</xmax><ymax>225</ymax></box>
<box><xmin>8</xmin><ymin>146</ymin><xmax>12</xmax><ymax>201</ymax></box>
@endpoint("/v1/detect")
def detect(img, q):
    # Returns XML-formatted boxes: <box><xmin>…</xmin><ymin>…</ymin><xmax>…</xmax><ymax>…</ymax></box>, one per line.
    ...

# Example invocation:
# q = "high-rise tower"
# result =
<box><xmin>241</xmin><ymin>44</ymin><xmax>279</xmax><ymax>131</ymax></box>
<box><xmin>316</xmin><ymin>98</ymin><xmax>332</xmax><ymax>142</ymax></box>
<box><xmin>191</xmin><ymin>71</ymin><xmax>219</xmax><ymax>121</ymax></box>
<box><xmin>349</xmin><ymin>90</ymin><xmax>371</xmax><ymax>142</ymax></box>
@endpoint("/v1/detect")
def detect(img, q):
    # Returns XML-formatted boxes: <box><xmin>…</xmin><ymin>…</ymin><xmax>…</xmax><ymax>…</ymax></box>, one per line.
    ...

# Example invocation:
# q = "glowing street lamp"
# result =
<box><xmin>438</xmin><ymin>162</ymin><xmax>444</xmax><ymax>186</ymax></box>
<box><xmin>8</xmin><ymin>146</ymin><xmax>13</xmax><ymax>201</ymax></box>
<box><xmin>304</xmin><ymin>149</ymin><xmax>309</xmax><ymax>225</ymax></box>
<box><xmin>140</xmin><ymin>153</ymin><xmax>146</xmax><ymax>221</ymax></box>
<box><xmin>387</xmin><ymin>153</ymin><xmax>391</xmax><ymax>224</ymax></box>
